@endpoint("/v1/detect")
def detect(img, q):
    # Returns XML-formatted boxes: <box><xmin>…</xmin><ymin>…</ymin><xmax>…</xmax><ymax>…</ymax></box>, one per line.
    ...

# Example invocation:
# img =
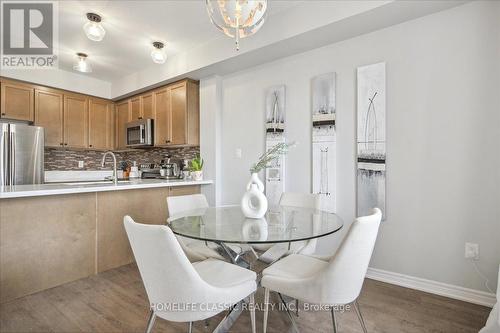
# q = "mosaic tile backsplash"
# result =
<box><xmin>44</xmin><ymin>147</ymin><xmax>200</xmax><ymax>171</ymax></box>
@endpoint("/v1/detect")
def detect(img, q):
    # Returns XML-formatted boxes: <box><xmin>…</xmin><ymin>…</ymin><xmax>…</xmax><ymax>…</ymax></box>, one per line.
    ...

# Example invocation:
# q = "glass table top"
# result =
<box><xmin>167</xmin><ymin>205</ymin><xmax>344</xmax><ymax>244</ymax></box>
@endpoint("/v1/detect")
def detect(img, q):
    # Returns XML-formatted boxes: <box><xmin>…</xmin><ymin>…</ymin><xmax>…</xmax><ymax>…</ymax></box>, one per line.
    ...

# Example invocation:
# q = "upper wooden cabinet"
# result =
<box><xmin>89</xmin><ymin>98</ymin><xmax>114</xmax><ymax>150</ymax></box>
<box><xmin>130</xmin><ymin>97</ymin><xmax>141</xmax><ymax>121</ymax></box>
<box><xmin>153</xmin><ymin>88</ymin><xmax>171</xmax><ymax>146</ymax></box>
<box><xmin>115</xmin><ymin>101</ymin><xmax>130</xmax><ymax>150</ymax></box>
<box><xmin>0</xmin><ymin>79</ymin><xmax>34</xmax><ymax>122</ymax></box>
<box><xmin>153</xmin><ymin>80</ymin><xmax>199</xmax><ymax>147</ymax></box>
<box><xmin>128</xmin><ymin>93</ymin><xmax>154</xmax><ymax>121</ymax></box>
<box><xmin>35</xmin><ymin>89</ymin><xmax>64</xmax><ymax>147</ymax></box>
<box><xmin>141</xmin><ymin>93</ymin><xmax>154</xmax><ymax>120</ymax></box>
<box><xmin>64</xmin><ymin>94</ymin><xmax>88</xmax><ymax>148</ymax></box>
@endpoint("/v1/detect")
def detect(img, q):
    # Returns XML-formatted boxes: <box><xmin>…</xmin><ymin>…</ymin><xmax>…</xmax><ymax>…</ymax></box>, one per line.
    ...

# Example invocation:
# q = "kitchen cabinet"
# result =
<box><xmin>34</xmin><ymin>88</ymin><xmax>64</xmax><ymax>147</ymax></box>
<box><xmin>115</xmin><ymin>100</ymin><xmax>130</xmax><ymax>150</ymax></box>
<box><xmin>153</xmin><ymin>87</ymin><xmax>171</xmax><ymax>146</ymax></box>
<box><xmin>130</xmin><ymin>97</ymin><xmax>141</xmax><ymax>120</ymax></box>
<box><xmin>64</xmin><ymin>94</ymin><xmax>88</xmax><ymax>148</ymax></box>
<box><xmin>128</xmin><ymin>93</ymin><xmax>153</xmax><ymax>121</ymax></box>
<box><xmin>153</xmin><ymin>80</ymin><xmax>199</xmax><ymax>147</ymax></box>
<box><xmin>89</xmin><ymin>98</ymin><xmax>114</xmax><ymax>150</ymax></box>
<box><xmin>0</xmin><ymin>79</ymin><xmax>34</xmax><ymax>122</ymax></box>
<box><xmin>141</xmin><ymin>93</ymin><xmax>154</xmax><ymax>119</ymax></box>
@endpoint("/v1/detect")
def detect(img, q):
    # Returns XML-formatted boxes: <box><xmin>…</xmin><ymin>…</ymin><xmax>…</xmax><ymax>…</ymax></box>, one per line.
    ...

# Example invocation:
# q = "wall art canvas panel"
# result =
<box><xmin>312</xmin><ymin>73</ymin><xmax>336</xmax><ymax>212</ymax></box>
<box><xmin>265</xmin><ymin>85</ymin><xmax>286</xmax><ymax>208</ymax></box>
<box><xmin>357</xmin><ymin>62</ymin><xmax>386</xmax><ymax>218</ymax></box>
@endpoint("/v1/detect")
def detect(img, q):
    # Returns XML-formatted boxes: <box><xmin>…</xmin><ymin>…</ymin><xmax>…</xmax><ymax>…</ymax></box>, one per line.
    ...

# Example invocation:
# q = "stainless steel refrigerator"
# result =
<box><xmin>0</xmin><ymin>122</ymin><xmax>44</xmax><ymax>186</ymax></box>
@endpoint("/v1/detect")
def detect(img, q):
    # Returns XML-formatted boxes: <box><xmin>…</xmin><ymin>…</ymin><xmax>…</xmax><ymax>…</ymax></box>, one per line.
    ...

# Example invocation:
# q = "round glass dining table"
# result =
<box><xmin>168</xmin><ymin>205</ymin><xmax>344</xmax><ymax>245</ymax></box>
<box><xmin>168</xmin><ymin>205</ymin><xmax>343</xmax><ymax>333</ymax></box>
<box><xmin>168</xmin><ymin>205</ymin><xmax>343</xmax><ymax>264</ymax></box>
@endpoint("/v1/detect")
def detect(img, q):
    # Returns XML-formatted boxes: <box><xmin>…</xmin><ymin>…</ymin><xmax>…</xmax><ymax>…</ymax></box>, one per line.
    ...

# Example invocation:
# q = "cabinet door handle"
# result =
<box><xmin>1</xmin><ymin>113</ymin><xmax>5</xmax><ymax>116</ymax></box>
<box><xmin>89</xmin><ymin>144</ymin><xmax>93</xmax><ymax>147</ymax></box>
<box><xmin>138</xmin><ymin>117</ymin><xmax>142</xmax><ymax>120</ymax></box>
<box><xmin>64</xmin><ymin>143</ymin><xmax>68</xmax><ymax>146</ymax></box>
<box><xmin>165</xmin><ymin>140</ymin><xmax>171</xmax><ymax>143</ymax></box>
<box><xmin>60</xmin><ymin>143</ymin><xmax>63</xmax><ymax>146</ymax></box>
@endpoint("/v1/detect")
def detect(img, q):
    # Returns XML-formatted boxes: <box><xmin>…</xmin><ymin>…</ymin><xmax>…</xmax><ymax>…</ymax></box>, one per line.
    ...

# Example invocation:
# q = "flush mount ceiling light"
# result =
<box><xmin>205</xmin><ymin>0</ymin><xmax>267</xmax><ymax>51</ymax></box>
<box><xmin>83</xmin><ymin>13</ymin><xmax>106</xmax><ymax>41</ymax></box>
<box><xmin>73</xmin><ymin>53</ymin><xmax>92</xmax><ymax>73</ymax></box>
<box><xmin>151</xmin><ymin>41</ymin><xmax>166</xmax><ymax>64</ymax></box>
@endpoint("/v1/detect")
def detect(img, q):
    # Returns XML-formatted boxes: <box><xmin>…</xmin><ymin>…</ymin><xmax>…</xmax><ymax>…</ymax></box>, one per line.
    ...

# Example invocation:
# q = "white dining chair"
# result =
<box><xmin>257</xmin><ymin>192</ymin><xmax>321</xmax><ymax>262</ymax></box>
<box><xmin>123</xmin><ymin>216</ymin><xmax>257</xmax><ymax>333</ymax></box>
<box><xmin>261</xmin><ymin>208</ymin><xmax>382</xmax><ymax>333</ymax></box>
<box><xmin>167</xmin><ymin>194</ymin><xmax>225</xmax><ymax>262</ymax></box>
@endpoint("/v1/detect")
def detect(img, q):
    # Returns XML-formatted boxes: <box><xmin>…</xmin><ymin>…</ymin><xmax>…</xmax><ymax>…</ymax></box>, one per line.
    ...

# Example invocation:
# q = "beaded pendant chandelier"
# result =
<box><xmin>206</xmin><ymin>0</ymin><xmax>267</xmax><ymax>51</ymax></box>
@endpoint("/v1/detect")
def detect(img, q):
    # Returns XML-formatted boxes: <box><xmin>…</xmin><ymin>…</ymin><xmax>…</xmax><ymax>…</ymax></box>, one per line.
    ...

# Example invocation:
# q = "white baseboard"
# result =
<box><xmin>366</xmin><ymin>267</ymin><xmax>496</xmax><ymax>307</ymax></box>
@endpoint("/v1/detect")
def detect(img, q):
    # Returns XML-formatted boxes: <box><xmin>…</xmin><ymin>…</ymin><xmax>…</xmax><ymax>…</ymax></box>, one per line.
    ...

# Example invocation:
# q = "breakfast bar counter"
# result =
<box><xmin>0</xmin><ymin>179</ymin><xmax>213</xmax><ymax>199</ymax></box>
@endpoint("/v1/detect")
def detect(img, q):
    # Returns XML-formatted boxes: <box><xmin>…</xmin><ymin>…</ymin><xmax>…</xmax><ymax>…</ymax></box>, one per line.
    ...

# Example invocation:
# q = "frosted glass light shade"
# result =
<box><xmin>151</xmin><ymin>42</ymin><xmax>166</xmax><ymax>64</ymax></box>
<box><xmin>73</xmin><ymin>53</ymin><xmax>92</xmax><ymax>73</ymax></box>
<box><xmin>83</xmin><ymin>13</ymin><xmax>105</xmax><ymax>42</ymax></box>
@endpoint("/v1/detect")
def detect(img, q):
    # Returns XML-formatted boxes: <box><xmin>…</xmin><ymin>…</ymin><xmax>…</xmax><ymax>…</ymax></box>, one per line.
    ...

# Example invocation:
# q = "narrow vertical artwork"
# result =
<box><xmin>357</xmin><ymin>62</ymin><xmax>386</xmax><ymax>218</ymax></box>
<box><xmin>265</xmin><ymin>85</ymin><xmax>286</xmax><ymax>208</ymax></box>
<box><xmin>312</xmin><ymin>73</ymin><xmax>336</xmax><ymax>212</ymax></box>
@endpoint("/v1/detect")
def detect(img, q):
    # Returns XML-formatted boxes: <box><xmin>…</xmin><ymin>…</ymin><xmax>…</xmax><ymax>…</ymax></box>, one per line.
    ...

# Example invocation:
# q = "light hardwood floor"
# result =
<box><xmin>0</xmin><ymin>263</ymin><xmax>490</xmax><ymax>333</ymax></box>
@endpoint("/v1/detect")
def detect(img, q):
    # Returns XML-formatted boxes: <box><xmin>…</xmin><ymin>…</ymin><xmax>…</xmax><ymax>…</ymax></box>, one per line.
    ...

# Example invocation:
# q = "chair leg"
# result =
<box><xmin>330</xmin><ymin>308</ymin><xmax>337</xmax><ymax>333</ymax></box>
<box><xmin>353</xmin><ymin>300</ymin><xmax>368</xmax><ymax>333</ymax></box>
<box><xmin>188</xmin><ymin>321</ymin><xmax>193</xmax><ymax>333</ymax></box>
<box><xmin>145</xmin><ymin>309</ymin><xmax>156</xmax><ymax>333</ymax></box>
<box><xmin>263</xmin><ymin>288</ymin><xmax>270</xmax><ymax>333</ymax></box>
<box><xmin>278</xmin><ymin>293</ymin><xmax>300</xmax><ymax>333</ymax></box>
<box><xmin>295</xmin><ymin>299</ymin><xmax>299</xmax><ymax>317</ymax></box>
<box><xmin>249</xmin><ymin>293</ymin><xmax>256</xmax><ymax>333</ymax></box>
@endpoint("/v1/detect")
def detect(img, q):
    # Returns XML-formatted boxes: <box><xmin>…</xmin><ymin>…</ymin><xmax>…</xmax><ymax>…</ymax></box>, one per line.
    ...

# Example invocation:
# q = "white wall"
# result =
<box><xmin>211</xmin><ymin>1</ymin><xmax>500</xmax><ymax>293</ymax></box>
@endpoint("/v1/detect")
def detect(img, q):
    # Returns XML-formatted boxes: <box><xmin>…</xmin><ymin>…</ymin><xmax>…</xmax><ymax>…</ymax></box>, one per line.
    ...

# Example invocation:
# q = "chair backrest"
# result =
<box><xmin>320</xmin><ymin>208</ymin><xmax>382</xmax><ymax>304</ymax></box>
<box><xmin>123</xmin><ymin>216</ymin><xmax>210</xmax><ymax>321</ymax></box>
<box><xmin>279</xmin><ymin>192</ymin><xmax>320</xmax><ymax>210</ymax></box>
<box><xmin>167</xmin><ymin>194</ymin><xmax>209</xmax><ymax>218</ymax></box>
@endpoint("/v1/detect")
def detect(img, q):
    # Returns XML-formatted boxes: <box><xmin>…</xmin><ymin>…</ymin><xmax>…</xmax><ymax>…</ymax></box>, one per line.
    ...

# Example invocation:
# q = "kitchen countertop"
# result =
<box><xmin>0</xmin><ymin>179</ymin><xmax>213</xmax><ymax>199</ymax></box>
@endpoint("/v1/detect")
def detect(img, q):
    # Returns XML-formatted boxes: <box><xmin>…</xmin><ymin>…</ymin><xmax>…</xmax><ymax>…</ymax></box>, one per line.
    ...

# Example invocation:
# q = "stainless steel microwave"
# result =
<box><xmin>126</xmin><ymin>119</ymin><xmax>153</xmax><ymax>147</ymax></box>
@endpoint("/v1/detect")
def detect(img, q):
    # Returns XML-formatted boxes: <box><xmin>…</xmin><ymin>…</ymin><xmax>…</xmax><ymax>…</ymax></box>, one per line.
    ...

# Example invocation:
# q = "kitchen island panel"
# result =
<box><xmin>96</xmin><ymin>185</ymin><xmax>200</xmax><ymax>272</ymax></box>
<box><xmin>0</xmin><ymin>193</ymin><xmax>96</xmax><ymax>303</ymax></box>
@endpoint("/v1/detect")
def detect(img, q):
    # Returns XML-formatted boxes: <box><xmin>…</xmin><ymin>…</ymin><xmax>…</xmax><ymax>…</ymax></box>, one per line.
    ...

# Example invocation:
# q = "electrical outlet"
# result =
<box><xmin>465</xmin><ymin>243</ymin><xmax>479</xmax><ymax>260</ymax></box>
<box><xmin>78</xmin><ymin>161</ymin><xmax>84</xmax><ymax>169</ymax></box>
<box><xmin>235</xmin><ymin>148</ymin><xmax>242</xmax><ymax>158</ymax></box>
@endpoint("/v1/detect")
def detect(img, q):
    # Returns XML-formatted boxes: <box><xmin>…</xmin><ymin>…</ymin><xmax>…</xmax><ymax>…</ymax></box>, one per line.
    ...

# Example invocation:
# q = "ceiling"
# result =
<box><xmin>57</xmin><ymin>1</ymin><xmax>302</xmax><ymax>81</ymax></box>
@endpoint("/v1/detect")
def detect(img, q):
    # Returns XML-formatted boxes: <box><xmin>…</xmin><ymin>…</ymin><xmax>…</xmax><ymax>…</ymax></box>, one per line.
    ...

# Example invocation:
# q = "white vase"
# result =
<box><xmin>241</xmin><ymin>184</ymin><xmax>268</xmax><ymax>219</ymax></box>
<box><xmin>191</xmin><ymin>171</ymin><xmax>203</xmax><ymax>181</ymax></box>
<box><xmin>246</xmin><ymin>172</ymin><xmax>264</xmax><ymax>192</ymax></box>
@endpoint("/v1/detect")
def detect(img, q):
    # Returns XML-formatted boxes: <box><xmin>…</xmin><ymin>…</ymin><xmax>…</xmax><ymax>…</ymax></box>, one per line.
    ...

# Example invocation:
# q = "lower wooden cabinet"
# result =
<box><xmin>0</xmin><ymin>79</ymin><xmax>34</xmax><ymax>122</ymax></box>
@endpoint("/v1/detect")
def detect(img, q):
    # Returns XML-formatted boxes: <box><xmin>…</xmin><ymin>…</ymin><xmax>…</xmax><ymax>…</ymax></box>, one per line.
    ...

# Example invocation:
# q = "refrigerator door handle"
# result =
<box><xmin>9</xmin><ymin>132</ymin><xmax>15</xmax><ymax>185</ymax></box>
<box><xmin>1</xmin><ymin>130</ymin><xmax>7</xmax><ymax>185</ymax></box>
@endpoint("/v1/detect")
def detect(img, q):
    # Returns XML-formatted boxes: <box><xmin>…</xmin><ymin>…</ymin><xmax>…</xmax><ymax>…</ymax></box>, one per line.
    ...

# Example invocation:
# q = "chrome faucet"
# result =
<box><xmin>101</xmin><ymin>151</ymin><xmax>118</xmax><ymax>185</ymax></box>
